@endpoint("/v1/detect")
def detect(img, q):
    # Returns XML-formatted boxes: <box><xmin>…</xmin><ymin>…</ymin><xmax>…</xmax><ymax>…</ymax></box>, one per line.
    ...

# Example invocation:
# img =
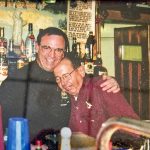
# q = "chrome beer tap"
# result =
<box><xmin>96</xmin><ymin>117</ymin><xmax>150</xmax><ymax>150</ymax></box>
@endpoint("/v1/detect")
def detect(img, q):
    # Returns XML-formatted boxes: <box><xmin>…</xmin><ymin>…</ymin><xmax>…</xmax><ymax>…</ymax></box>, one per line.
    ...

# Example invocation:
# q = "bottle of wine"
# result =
<box><xmin>85</xmin><ymin>31</ymin><xmax>96</xmax><ymax>60</ymax></box>
<box><xmin>84</xmin><ymin>31</ymin><xmax>95</xmax><ymax>77</ymax></box>
<box><xmin>94</xmin><ymin>54</ymin><xmax>108</xmax><ymax>76</ymax></box>
<box><xmin>7</xmin><ymin>39</ymin><xmax>18</xmax><ymax>75</ymax></box>
<box><xmin>60</xmin><ymin>127</ymin><xmax>72</xmax><ymax>150</ymax></box>
<box><xmin>25</xmin><ymin>23</ymin><xmax>36</xmax><ymax>62</ymax></box>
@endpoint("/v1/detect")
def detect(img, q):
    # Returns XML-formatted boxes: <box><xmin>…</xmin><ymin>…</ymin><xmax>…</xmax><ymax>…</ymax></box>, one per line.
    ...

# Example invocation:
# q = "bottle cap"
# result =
<box><xmin>61</xmin><ymin>127</ymin><xmax>72</xmax><ymax>138</ymax></box>
<box><xmin>28</xmin><ymin>23</ymin><xmax>33</xmax><ymax>31</ymax></box>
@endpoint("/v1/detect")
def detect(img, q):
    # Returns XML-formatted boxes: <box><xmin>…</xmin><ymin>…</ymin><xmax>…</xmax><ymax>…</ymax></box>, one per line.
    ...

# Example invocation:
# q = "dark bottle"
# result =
<box><xmin>7</xmin><ymin>39</ymin><xmax>18</xmax><ymax>75</ymax></box>
<box><xmin>25</xmin><ymin>23</ymin><xmax>36</xmax><ymax>61</ymax></box>
<box><xmin>84</xmin><ymin>59</ymin><xmax>94</xmax><ymax>77</ymax></box>
<box><xmin>35</xmin><ymin>140</ymin><xmax>43</xmax><ymax>150</ymax></box>
<box><xmin>84</xmin><ymin>32</ymin><xmax>96</xmax><ymax>77</ymax></box>
<box><xmin>72</xmin><ymin>37</ymin><xmax>77</xmax><ymax>52</ymax></box>
<box><xmin>94</xmin><ymin>54</ymin><xmax>108</xmax><ymax>76</ymax></box>
<box><xmin>84</xmin><ymin>51</ymin><xmax>94</xmax><ymax>77</ymax></box>
<box><xmin>85</xmin><ymin>31</ymin><xmax>96</xmax><ymax>61</ymax></box>
<box><xmin>76</xmin><ymin>42</ymin><xmax>81</xmax><ymax>58</ymax></box>
<box><xmin>71</xmin><ymin>37</ymin><xmax>78</xmax><ymax>57</ymax></box>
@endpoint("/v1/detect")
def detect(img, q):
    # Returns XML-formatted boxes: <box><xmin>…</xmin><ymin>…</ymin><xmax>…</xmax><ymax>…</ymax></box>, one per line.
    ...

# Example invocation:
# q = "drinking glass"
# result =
<box><xmin>6</xmin><ymin>117</ymin><xmax>30</xmax><ymax>150</ymax></box>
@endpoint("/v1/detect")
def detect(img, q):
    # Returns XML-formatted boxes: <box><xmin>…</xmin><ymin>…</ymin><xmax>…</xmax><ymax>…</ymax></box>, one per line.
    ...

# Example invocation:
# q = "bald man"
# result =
<box><xmin>54</xmin><ymin>58</ymin><xmax>139</xmax><ymax>138</ymax></box>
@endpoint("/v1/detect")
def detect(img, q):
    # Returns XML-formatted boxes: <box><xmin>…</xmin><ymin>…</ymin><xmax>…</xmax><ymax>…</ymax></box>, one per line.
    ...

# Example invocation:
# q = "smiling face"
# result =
<box><xmin>54</xmin><ymin>58</ymin><xmax>85</xmax><ymax>96</ymax></box>
<box><xmin>36</xmin><ymin>34</ymin><xmax>65</xmax><ymax>72</ymax></box>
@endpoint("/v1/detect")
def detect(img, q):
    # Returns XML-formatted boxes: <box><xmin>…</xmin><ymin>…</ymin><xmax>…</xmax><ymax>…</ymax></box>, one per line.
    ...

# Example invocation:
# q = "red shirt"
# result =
<box><xmin>68</xmin><ymin>77</ymin><xmax>139</xmax><ymax>138</ymax></box>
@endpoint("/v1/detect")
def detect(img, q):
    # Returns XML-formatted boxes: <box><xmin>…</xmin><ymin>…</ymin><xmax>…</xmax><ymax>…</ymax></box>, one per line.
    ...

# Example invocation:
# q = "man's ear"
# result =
<box><xmin>35</xmin><ymin>42</ymin><xmax>39</xmax><ymax>53</ymax></box>
<box><xmin>77</xmin><ymin>65</ymin><xmax>85</xmax><ymax>77</ymax></box>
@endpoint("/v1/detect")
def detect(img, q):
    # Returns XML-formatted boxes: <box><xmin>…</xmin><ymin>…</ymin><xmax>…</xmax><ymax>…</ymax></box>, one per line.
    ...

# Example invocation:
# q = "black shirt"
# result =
<box><xmin>0</xmin><ymin>61</ymin><xmax>70</xmax><ymax>139</ymax></box>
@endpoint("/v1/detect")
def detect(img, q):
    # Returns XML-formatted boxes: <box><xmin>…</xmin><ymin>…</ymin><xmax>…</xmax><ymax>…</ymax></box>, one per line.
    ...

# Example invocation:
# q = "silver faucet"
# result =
<box><xmin>96</xmin><ymin>117</ymin><xmax>150</xmax><ymax>150</ymax></box>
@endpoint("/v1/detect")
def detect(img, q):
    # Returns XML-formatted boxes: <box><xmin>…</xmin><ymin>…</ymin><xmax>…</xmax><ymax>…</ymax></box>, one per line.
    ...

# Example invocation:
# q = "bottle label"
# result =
<box><xmin>17</xmin><ymin>59</ymin><xmax>25</xmax><ymax>69</ymax></box>
<box><xmin>85</xmin><ymin>62</ymin><xmax>94</xmax><ymax>74</ymax></box>
<box><xmin>0</xmin><ymin>47</ymin><xmax>6</xmax><ymax>54</ymax></box>
<box><xmin>0</xmin><ymin>65</ymin><xmax>8</xmax><ymax>76</ymax></box>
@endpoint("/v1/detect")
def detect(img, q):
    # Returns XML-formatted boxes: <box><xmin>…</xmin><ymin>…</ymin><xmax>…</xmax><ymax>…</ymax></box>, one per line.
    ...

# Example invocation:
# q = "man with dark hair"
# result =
<box><xmin>0</xmin><ymin>27</ymin><xmax>120</xmax><ymax>139</ymax></box>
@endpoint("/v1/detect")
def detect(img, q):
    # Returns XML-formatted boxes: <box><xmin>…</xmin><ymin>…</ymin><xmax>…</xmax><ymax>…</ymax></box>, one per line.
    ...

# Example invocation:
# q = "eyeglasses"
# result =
<box><xmin>55</xmin><ymin>69</ymin><xmax>76</xmax><ymax>83</ymax></box>
<box><xmin>40</xmin><ymin>45</ymin><xmax>64</xmax><ymax>55</ymax></box>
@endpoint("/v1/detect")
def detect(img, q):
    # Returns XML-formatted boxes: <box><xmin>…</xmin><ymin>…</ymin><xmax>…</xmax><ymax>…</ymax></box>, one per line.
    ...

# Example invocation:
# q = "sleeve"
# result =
<box><xmin>100</xmin><ymin>90</ymin><xmax>139</xmax><ymax>119</ymax></box>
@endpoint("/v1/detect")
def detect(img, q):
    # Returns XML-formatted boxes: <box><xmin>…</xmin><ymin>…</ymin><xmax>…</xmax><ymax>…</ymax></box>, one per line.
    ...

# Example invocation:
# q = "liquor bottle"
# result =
<box><xmin>7</xmin><ymin>39</ymin><xmax>18</xmax><ymax>75</ymax></box>
<box><xmin>60</xmin><ymin>127</ymin><xmax>72</xmax><ymax>150</ymax></box>
<box><xmin>84</xmin><ymin>58</ymin><xmax>94</xmax><ymax>77</ymax></box>
<box><xmin>25</xmin><ymin>23</ymin><xmax>36</xmax><ymax>62</ymax></box>
<box><xmin>71</xmin><ymin>37</ymin><xmax>78</xmax><ymax>58</ymax></box>
<box><xmin>0</xmin><ymin>52</ymin><xmax>8</xmax><ymax>77</ymax></box>
<box><xmin>0</xmin><ymin>27</ymin><xmax>7</xmax><ymax>55</ymax></box>
<box><xmin>84</xmin><ymin>32</ymin><xmax>95</xmax><ymax>77</ymax></box>
<box><xmin>0</xmin><ymin>27</ymin><xmax>8</xmax><ymax>77</ymax></box>
<box><xmin>35</xmin><ymin>140</ymin><xmax>43</xmax><ymax>150</ymax></box>
<box><xmin>85</xmin><ymin>31</ymin><xmax>96</xmax><ymax>61</ymax></box>
<box><xmin>76</xmin><ymin>42</ymin><xmax>81</xmax><ymax>58</ymax></box>
<box><xmin>94</xmin><ymin>54</ymin><xmax>108</xmax><ymax>76</ymax></box>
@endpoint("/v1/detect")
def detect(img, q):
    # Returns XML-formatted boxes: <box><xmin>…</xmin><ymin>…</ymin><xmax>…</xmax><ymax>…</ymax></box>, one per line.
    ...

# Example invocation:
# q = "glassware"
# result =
<box><xmin>6</xmin><ymin>117</ymin><xmax>30</xmax><ymax>150</ymax></box>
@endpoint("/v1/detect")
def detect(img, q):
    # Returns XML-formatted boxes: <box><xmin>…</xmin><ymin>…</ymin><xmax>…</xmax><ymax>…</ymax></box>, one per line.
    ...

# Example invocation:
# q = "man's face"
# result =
<box><xmin>54</xmin><ymin>60</ymin><xmax>84</xmax><ymax>96</ymax></box>
<box><xmin>36</xmin><ymin>35</ymin><xmax>65</xmax><ymax>72</ymax></box>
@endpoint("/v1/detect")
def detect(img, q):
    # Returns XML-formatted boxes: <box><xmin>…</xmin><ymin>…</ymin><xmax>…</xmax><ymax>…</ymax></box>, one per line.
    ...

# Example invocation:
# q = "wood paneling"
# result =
<box><xmin>114</xmin><ymin>25</ymin><xmax>150</xmax><ymax>120</ymax></box>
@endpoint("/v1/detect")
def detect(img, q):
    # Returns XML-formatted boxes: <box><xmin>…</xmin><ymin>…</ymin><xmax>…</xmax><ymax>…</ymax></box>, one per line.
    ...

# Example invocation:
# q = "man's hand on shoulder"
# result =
<box><xmin>100</xmin><ymin>75</ymin><xmax>120</xmax><ymax>93</ymax></box>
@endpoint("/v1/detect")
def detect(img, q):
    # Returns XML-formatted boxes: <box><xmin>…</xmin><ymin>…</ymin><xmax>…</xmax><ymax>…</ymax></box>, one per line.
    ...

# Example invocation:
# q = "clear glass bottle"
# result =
<box><xmin>25</xmin><ymin>23</ymin><xmax>36</xmax><ymax>62</ymax></box>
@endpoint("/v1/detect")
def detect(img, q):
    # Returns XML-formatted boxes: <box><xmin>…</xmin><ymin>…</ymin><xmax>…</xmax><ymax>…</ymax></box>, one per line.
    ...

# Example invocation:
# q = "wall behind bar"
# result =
<box><xmin>0</xmin><ymin>2</ymin><xmax>139</xmax><ymax>77</ymax></box>
<box><xmin>0</xmin><ymin>6</ymin><xmax>66</xmax><ymax>42</ymax></box>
